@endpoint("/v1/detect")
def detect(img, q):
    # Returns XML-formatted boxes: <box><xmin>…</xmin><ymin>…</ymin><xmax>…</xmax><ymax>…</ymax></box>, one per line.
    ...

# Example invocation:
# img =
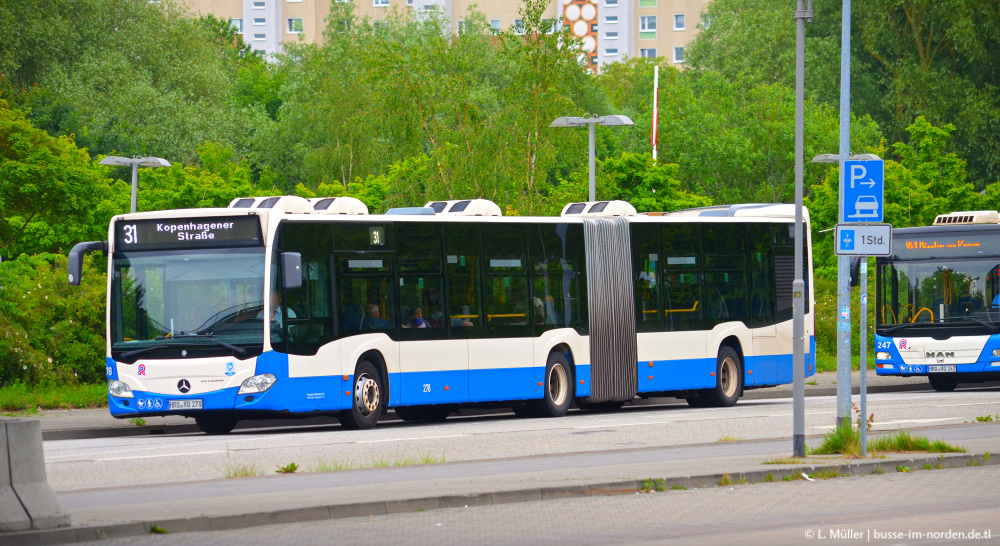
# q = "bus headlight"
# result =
<box><xmin>993</xmin><ymin>349</ymin><xmax>1000</xmax><ymax>357</ymax></box>
<box><xmin>239</xmin><ymin>374</ymin><xmax>276</xmax><ymax>394</ymax></box>
<box><xmin>876</xmin><ymin>352</ymin><xmax>891</xmax><ymax>360</ymax></box>
<box><xmin>108</xmin><ymin>380</ymin><xmax>133</xmax><ymax>398</ymax></box>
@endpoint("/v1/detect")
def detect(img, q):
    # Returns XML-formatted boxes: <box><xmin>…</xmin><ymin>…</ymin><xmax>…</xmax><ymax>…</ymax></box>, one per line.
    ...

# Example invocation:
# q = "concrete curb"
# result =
<box><xmin>3</xmin><ymin>452</ymin><xmax>996</xmax><ymax>545</ymax></box>
<box><xmin>40</xmin><ymin>381</ymin><xmax>945</xmax><ymax>441</ymax></box>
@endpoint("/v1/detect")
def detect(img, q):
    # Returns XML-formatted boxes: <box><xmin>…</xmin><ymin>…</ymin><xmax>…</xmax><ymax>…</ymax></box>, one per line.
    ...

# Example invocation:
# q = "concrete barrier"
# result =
<box><xmin>0</xmin><ymin>423</ymin><xmax>30</xmax><ymax>532</ymax></box>
<box><xmin>1</xmin><ymin>419</ymin><xmax>69</xmax><ymax>531</ymax></box>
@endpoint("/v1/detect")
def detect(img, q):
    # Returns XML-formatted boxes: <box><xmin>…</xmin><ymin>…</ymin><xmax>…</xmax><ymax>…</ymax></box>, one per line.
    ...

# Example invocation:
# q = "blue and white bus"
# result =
<box><xmin>876</xmin><ymin>210</ymin><xmax>1000</xmax><ymax>391</ymax></box>
<box><xmin>68</xmin><ymin>197</ymin><xmax>815</xmax><ymax>434</ymax></box>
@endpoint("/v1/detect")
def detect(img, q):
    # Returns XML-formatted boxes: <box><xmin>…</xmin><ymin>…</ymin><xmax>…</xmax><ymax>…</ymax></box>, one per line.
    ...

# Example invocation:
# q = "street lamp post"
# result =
<box><xmin>99</xmin><ymin>156</ymin><xmax>171</xmax><ymax>213</ymax></box>
<box><xmin>550</xmin><ymin>115</ymin><xmax>634</xmax><ymax>201</ymax></box>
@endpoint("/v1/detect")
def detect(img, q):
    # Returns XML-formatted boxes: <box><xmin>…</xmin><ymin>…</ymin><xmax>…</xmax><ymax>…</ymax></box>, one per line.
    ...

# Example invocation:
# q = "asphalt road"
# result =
<box><xmin>43</xmin><ymin>388</ymin><xmax>1000</xmax><ymax>492</ymax></box>
<box><xmin>95</xmin><ymin>465</ymin><xmax>1000</xmax><ymax>545</ymax></box>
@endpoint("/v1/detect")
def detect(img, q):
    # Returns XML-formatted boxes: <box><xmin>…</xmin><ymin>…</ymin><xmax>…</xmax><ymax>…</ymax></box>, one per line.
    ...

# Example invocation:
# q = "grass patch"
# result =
<box><xmin>310</xmin><ymin>451</ymin><xmax>446</xmax><ymax>473</ymax></box>
<box><xmin>806</xmin><ymin>381</ymin><xmax>818</xmax><ymax>386</ymax></box>
<box><xmin>869</xmin><ymin>431</ymin><xmax>966</xmax><ymax>453</ymax></box>
<box><xmin>0</xmin><ymin>382</ymin><xmax>107</xmax><ymax>411</ymax></box>
<box><xmin>670</xmin><ymin>484</ymin><xmax>686</xmax><ymax>491</ymax></box>
<box><xmin>896</xmin><ymin>465</ymin><xmax>910</xmax><ymax>473</ymax></box>
<box><xmin>222</xmin><ymin>453</ymin><xmax>261</xmax><ymax>479</ymax></box>
<box><xmin>781</xmin><ymin>474</ymin><xmax>802</xmax><ymax>481</ymax></box>
<box><xmin>808</xmin><ymin>468</ymin><xmax>845</xmax><ymax>480</ymax></box>
<box><xmin>275</xmin><ymin>462</ymin><xmax>299</xmax><ymax>474</ymax></box>
<box><xmin>642</xmin><ymin>478</ymin><xmax>666</xmax><ymax>492</ymax></box>
<box><xmin>717</xmin><ymin>435</ymin><xmax>741</xmax><ymax>442</ymax></box>
<box><xmin>150</xmin><ymin>524</ymin><xmax>168</xmax><ymax>535</ymax></box>
<box><xmin>871</xmin><ymin>466</ymin><xmax>885</xmax><ymax>475</ymax></box>
<box><xmin>130</xmin><ymin>417</ymin><xmax>146</xmax><ymax>426</ymax></box>
<box><xmin>762</xmin><ymin>457</ymin><xmax>809</xmax><ymax>465</ymax></box>
<box><xmin>718</xmin><ymin>473</ymin><xmax>732</xmax><ymax>486</ymax></box>
<box><xmin>975</xmin><ymin>415</ymin><xmax>998</xmax><ymax>422</ymax></box>
<box><xmin>764</xmin><ymin>473</ymin><xmax>775</xmax><ymax>482</ymax></box>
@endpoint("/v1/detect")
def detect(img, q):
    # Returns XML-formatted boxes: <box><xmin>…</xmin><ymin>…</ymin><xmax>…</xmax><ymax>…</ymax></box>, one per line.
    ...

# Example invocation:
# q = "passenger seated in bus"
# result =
<box><xmin>431</xmin><ymin>308</ymin><xmax>473</xmax><ymax>327</ymax></box>
<box><xmin>363</xmin><ymin>304</ymin><xmax>392</xmax><ymax>330</ymax></box>
<box><xmin>403</xmin><ymin>307</ymin><xmax>427</xmax><ymax>328</ymax></box>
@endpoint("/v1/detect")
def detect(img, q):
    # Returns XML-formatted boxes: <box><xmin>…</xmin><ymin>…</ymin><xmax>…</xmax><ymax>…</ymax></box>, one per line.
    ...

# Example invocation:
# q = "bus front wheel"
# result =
<box><xmin>195</xmin><ymin>413</ymin><xmax>238</xmax><ymax>435</ymax></box>
<box><xmin>530</xmin><ymin>352</ymin><xmax>574</xmax><ymax>417</ymax></box>
<box><xmin>928</xmin><ymin>374</ymin><xmax>959</xmax><ymax>392</ymax></box>
<box><xmin>340</xmin><ymin>360</ymin><xmax>384</xmax><ymax>430</ymax></box>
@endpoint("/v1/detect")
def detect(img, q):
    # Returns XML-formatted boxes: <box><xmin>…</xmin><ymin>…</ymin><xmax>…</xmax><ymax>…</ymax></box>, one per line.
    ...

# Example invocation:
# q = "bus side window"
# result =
<box><xmin>444</xmin><ymin>223</ymin><xmax>484</xmax><ymax>339</ymax></box>
<box><xmin>630</xmin><ymin>223</ymin><xmax>662</xmax><ymax>332</ymax></box>
<box><xmin>660</xmin><ymin>223</ymin><xmax>704</xmax><ymax>331</ymax></box>
<box><xmin>482</xmin><ymin>223</ymin><xmax>530</xmax><ymax>338</ymax></box>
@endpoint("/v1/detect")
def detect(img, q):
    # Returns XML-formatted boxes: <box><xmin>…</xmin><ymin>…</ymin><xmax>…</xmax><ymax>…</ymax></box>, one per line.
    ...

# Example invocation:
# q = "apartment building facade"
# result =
<box><xmin>185</xmin><ymin>0</ymin><xmax>706</xmax><ymax>71</ymax></box>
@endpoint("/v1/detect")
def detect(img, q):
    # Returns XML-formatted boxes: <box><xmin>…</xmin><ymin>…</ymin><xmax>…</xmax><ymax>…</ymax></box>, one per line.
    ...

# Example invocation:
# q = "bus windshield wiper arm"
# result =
<box><xmin>119</xmin><ymin>346</ymin><xmax>160</xmax><ymax>360</ymax></box>
<box><xmin>939</xmin><ymin>316</ymin><xmax>1000</xmax><ymax>331</ymax></box>
<box><xmin>879</xmin><ymin>322</ymin><xmax>931</xmax><ymax>334</ymax></box>
<box><xmin>150</xmin><ymin>334</ymin><xmax>248</xmax><ymax>356</ymax></box>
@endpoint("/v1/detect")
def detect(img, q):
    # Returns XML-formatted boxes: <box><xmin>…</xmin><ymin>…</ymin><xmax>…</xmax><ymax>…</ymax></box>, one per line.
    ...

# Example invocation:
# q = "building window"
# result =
<box><xmin>605</xmin><ymin>15</ymin><xmax>618</xmax><ymax>24</ymax></box>
<box><xmin>513</xmin><ymin>19</ymin><xmax>524</xmax><ymax>34</ymax></box>
<box><xmin>674</xmin><ymin>46</ymin><xmax>685</xmax><ymax>63</ymax></box>
<box><xmin>253</xmin><ymin>33</ymin><xmax>266</xmax><ymax>40</ymax></box>
<box><xmin>230</xmin><ymin>18</ymin><xmax>243</xmax><ymax>32</ymax></box>
<box><xmin>640</xmin><ymin>15</ymin><xmax>656</xmax><ymax>39</ymax></box>
<box><xmin>490</xmin><ymin>19</ymin><xmax>501</xmax><ymax>32</ymax></box>
<box><xmin>605</xmin><ymin>48</ymin><xmax>618</xmax><ymax>56</ymax></box>
<box><xmin>252</xmin><ymin>1</ymin><xmax>265</xmax><ymax>8</ymax></box>
<box><xmin>605</xmin><ymin>31</ymin><xmax>618</xmax><ymax>40</ymax></box>
<box><xmin>674</xmin><ymin>14</ymin><xmax>685</xmax><ymax>30</ymax></box>
<box><xmin>287</xmin><ymin>18</ymin><xmax>303</xmax><ymax>33</ymax></box>
<box><xmin>254</xmin><ymin>17</ymin><xmax>266</xmax><ymax>25</ymax></box>
<box><xmin>639</xmin><ymin>0</ymin><xmax>656</xmax><ymax>6</ymax></box>
<box><xmin>457</xmin><ymin>20</ymin><xmax>466</xmax><ymax>33</ymax></box>
<box><xmin>254</xmin><ymin>49</ymin><xmax>266</xmax><ymax>56</ymax></box>
<box><xmin>407</xmin><ymin>0</ymin><xmax>413</xmax><ymax>5</ymax></box>
<box><xmin>374</xmin><ymin>0</ymin><xmax>388</xmax><ymax>6</ymax></box>
<box><xmin>605</xmin><ymin>0</ymin><xmax>618</xmax><ymax>6</ymax></box>
<box><xmin>640</xmin><ymin>48</ymin><xmax>656</xmax><ymax>58</ymax></box>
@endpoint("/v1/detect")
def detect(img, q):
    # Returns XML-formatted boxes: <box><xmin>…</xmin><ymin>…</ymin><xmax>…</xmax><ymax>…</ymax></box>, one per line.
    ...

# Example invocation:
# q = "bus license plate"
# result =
<box><xmin>169</xmin><ymin>399</ymin><xmax>203</xmax><ymax>410</ymax></box>
<box><xmin>928</xmin><ymin>365</ymin><xmax>956</xmax><ymax>373</ymax></box>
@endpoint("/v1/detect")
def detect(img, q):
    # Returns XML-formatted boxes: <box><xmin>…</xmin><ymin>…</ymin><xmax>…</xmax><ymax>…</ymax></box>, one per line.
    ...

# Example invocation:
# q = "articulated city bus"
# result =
<box><xmin>68</xmin><ymin>197</ymin><xmax>815</xmax><ymax>434</ymax></box>
<box><xmin>876</xmin><ymin>210</ymin><xmax>1000</xmax><ymax>391</ymax></box>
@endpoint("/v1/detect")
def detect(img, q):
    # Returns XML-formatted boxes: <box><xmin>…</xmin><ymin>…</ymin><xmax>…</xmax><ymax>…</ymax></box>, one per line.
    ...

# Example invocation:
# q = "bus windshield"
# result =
<box><xmin>877</xmin><ymin>258</ymin><xmax>1000</xmax><ymax>330</ymax></box>
<box><xmin>111</xmin><ymin>248</ymin><xmax>266</xmax><ymax>359</ymax></box>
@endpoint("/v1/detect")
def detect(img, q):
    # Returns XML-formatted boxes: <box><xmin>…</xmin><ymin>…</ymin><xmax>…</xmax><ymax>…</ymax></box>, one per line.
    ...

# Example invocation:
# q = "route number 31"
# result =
<box><xmin>123</xmin><ymin>224</ymin><xmax>138</xmax><ymax>244</ymax></box>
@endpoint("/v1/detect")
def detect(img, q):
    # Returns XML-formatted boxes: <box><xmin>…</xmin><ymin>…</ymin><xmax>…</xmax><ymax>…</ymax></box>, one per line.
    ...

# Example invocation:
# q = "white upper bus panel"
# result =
<box><xmin>308</xmin><ymin>197</ymin><xmax>368</xmax><ymax>215</ymax></box>
<box><xmin>560</xmin><ymin>200</ymin><xmax>637</xmax><ymax>218</ymax></box>
<box><xmin>648</xmin><ymin>204</ymin><xmax>800</xmax><ymax>219</ymax></box>
<box><xmin>424</xmin><ymin>199</ymin><xmax>502</xmax><ymax>217</ymax></box>
<box><xmin>227</xmin><ymin>196</ymin><xmax>367</xmax><ymax>215</ymax></box>
<box><xmin>933</xmin><ymin>210</ymin><xmax>1000</xmax><ymax>225</ymax></box>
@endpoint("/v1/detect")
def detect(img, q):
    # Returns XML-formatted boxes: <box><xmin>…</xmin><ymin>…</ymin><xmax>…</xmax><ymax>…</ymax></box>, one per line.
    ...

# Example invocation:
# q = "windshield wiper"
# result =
<box><xmin>119</xmin><ymin>346</ymin><xmax>160</xmax><ymax>360</ymax></box>
<box><xmin>154</xmin><ymin>333</ymin><xmax>248</xmax><ymax>356</ymax></box>
<box><xmin>939</xmin><ymin>316</ymin><xmax>1000</xmax><ymax>331</ymax></box>
<box><xmin>880</xmin><ymin>316</ymin><xmax>1000</xmax><ymax>334</ymax></box>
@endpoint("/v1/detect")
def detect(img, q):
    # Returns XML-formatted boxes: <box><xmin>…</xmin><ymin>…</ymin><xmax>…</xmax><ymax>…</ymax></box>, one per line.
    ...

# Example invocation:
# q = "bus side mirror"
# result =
<box><xmin>849</xmin><ymin>256</ymin><xmax>862</xmax><ymax>288</ymax></box>
<box><xmin>67</xmin><ymin>241</ymin><xmax>107</xmax><ymax>286</ymax></box>
<box><xmin>281</xmin><ymin>252</ymin><xmax>302</xmax><ymax>290</ymax></box>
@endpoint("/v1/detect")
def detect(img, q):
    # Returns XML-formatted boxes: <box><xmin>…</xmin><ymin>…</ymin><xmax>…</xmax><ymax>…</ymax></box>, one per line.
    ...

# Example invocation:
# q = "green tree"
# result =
<box><xmin>0</xmin><ymin>101</ymin><xmax>113</xmax><ymax>256</ymax></box>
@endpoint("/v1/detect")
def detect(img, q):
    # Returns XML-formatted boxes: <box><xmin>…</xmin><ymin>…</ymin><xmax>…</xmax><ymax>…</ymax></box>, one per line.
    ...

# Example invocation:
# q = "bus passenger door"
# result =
<box><xmin>748</xmin><ymin>224</ymin><xmax>777</xmax><ymax>386</ymax></box>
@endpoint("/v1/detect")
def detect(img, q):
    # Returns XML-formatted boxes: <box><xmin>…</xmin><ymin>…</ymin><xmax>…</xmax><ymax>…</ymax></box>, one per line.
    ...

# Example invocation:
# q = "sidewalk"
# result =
<box><xmin>6</xmin><ymin>422</ymin><xmax>1000</xmax><ymax>545</ymax></box>
<box><xmin>30</xmin><ymin>372</ymin><xmax>943</xmax><ymax>441</ymax></box>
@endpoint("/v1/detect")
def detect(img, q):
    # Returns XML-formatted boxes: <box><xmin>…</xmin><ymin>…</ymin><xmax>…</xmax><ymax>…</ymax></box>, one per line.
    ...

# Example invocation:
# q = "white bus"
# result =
<box><xmin>68</xmin><ymin>197</ymin><xmax>815</xmax><ymax>434</ymax></box>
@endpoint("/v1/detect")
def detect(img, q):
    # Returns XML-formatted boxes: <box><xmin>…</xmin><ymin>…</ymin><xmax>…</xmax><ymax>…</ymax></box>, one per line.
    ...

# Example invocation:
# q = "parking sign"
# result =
<box><xmin>841</xmin><ymin>160</ymin><xmax>884</xmax><ymax>223</ymax></box>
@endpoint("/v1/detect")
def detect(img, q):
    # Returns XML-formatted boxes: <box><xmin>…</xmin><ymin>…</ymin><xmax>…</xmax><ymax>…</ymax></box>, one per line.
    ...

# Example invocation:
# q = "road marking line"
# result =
<box><xmin>356</xmin><ymin>434</ymin><xmax>467</xmax><ymax>444</ymax></box>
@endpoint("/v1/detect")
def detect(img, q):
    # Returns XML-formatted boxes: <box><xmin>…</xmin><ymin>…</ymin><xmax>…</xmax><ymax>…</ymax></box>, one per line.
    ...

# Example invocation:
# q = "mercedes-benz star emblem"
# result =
<box><xmin>177</xmin><ymin>379</ymin><xmax>191</xmax><ymax>394</ymax></box>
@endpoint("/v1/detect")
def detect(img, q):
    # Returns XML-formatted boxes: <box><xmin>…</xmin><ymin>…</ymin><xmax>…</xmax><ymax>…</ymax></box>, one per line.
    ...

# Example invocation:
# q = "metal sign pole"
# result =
<box><xmin>860</xmin><ymin>257</ymin><xmax>868</xmax><ymax>456</ymax></box>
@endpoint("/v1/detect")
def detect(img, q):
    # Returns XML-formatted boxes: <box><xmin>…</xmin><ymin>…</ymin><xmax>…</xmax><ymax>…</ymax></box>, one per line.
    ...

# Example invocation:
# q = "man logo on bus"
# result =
<box><xmin>138</xmin><ymin>364</ymin><xmax>146</xmax><ymax>376</ymax></box>
<box><xmin>898</xmin><ymin>339</ymin><xmax>907</xmax><ymax>350</ymax></box>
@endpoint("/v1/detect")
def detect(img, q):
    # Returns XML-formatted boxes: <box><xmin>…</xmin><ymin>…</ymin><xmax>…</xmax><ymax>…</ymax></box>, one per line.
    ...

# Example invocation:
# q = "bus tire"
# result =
<box><xmin>928</xmin><ymin>374</ymin><xmax>959</xmax><ymax>392</ymax></box>
<box><xmin>195</xmin><ymin>413</ymin><xmax>238</xmax><ymax>435</ymax></box>
<box><xmin>340</xmin><ymin>360</ymin><xmax>384</xmax><ymax>430</ymax></box>
<box><xmin>530</xmin><ymin>352</ymin><xmax>574</xmax><ymax>418</ymax></box>
<box><xmin>703</xmin><ymin>346</ymin><xmax>743</xmax><ymax>407</ymax></box>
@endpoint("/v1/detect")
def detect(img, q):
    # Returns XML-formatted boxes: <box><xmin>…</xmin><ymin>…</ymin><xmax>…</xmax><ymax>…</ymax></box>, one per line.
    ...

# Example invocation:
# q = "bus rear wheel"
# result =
<box><xmin>701</xmin><ymin>346</ymin><xmax>743</xmax><ymax>408</ymax></box>
<box><xmin>928</xmin><ymin>374</ymin><xmax>959</xmax><ymax>392</ymax></box>
<box><xmin>195</xmin><ymin>413</ymin><xmax>238</xmax><ymax>435</ymax></box>
<box><xmin>340</xmin><ymin>360</ymin><xmax>384</xmax><ymax>430</ymax></box>
<box><xmin>530</xmin><ymin>352</ymin><xmax>574</xmax><ymax>418</ymax></box>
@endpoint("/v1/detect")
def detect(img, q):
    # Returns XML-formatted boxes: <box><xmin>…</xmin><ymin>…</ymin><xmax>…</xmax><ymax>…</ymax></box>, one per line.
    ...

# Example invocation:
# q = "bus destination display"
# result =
<box><xmin>892</xmin><ymin>233</ymin><xmax>997</xmax><ymax>260</ymax></box>
<box><xmin>114</xmin><ymin>216</ymin><xmax>262</xmax><ymax>250</ymax></box>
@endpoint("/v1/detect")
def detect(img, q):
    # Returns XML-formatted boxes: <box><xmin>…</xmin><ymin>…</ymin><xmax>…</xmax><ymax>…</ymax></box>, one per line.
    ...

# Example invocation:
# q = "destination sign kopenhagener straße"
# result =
<box><xmin>114</xmin><ymin>216</ymin><xmax>262</xmax><ymax>250</ymax></box>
